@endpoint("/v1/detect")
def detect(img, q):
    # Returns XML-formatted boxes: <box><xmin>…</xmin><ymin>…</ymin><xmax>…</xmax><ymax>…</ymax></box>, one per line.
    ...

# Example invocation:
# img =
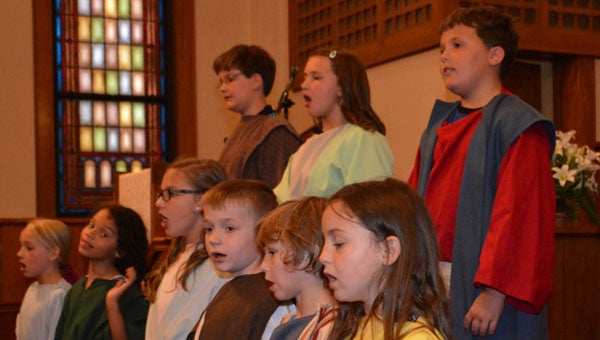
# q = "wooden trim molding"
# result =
<box><xmin>33</xmin><ymin>1</ymin><xmax>56</xmax><ymax>217</ymax></box>
<box><xmin>166</xmin><ymin>1</ymin><xmax>198</xmax><ymax>158</ymax></box>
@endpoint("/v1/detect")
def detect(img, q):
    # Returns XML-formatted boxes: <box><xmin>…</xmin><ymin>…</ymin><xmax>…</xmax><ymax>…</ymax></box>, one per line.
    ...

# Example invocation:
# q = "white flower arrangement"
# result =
<box><xmin>552</xmin><ymin>130</ymin><xmax>600</xmax><ymax>224</ymax></box>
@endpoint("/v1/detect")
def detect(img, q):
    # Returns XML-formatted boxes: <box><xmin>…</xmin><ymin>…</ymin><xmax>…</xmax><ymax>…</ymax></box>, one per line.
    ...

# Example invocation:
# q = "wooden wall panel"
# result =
<box><xmin>504</xmin><ymin>61</ymin><xmax>542</xmax><ymax>112</ymax></box>
<box><xmin>289</xmin><ymin>0</ymin><xmax>600</xmax><ymax>72</ymax></box>
<box><xmin>553</xmin><ymin>56</ymin><xmax>597</xmax><ymax>147</ymax></box>
<box><xmin>549</xmin><ymin>218</ymin><xmax>600</xmax><ymax>340</ymax></box>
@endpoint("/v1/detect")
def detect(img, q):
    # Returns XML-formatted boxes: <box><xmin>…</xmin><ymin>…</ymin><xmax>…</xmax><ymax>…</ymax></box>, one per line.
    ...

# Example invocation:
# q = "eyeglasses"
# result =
<box><xmin>217</xmin><ymin>72</ymin><xmax>244</xmax><ymax>88</ymax></box>
<box><xmin>155</xmin><ymin>188</ymin><xmax>201</xmax><ymax>202</ymax></box>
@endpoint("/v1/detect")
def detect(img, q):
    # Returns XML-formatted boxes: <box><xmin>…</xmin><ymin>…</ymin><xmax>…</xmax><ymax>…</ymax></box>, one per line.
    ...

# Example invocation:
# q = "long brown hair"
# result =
<box><xmin>312</xmin><ymin>47</ymin><xmax>386</xmax><ymax>135</ymax></box>
<box><xmin>326</xmin><ymin>178</ymin><xmax>451</xmax><ymax>340</ymax></box>
<box><xmin>142</xmin><ymin>157</ymin><xmax>227</xmax><ymax>303</ymax></box>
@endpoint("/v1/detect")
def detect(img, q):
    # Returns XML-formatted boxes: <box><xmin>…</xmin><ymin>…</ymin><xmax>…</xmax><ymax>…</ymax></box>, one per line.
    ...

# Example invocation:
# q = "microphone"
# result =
<box><xmin>276</xmin><ymin>66</ymin><xmax>299</xmax><ymax>118</ymax></box>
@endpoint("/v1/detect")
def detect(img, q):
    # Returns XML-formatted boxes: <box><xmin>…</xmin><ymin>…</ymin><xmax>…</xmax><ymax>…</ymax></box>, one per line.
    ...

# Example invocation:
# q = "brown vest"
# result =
<box><xmin>198</xmin><ymin>273</ymin><xmax>280</xmax><ymax>340</ymax></box>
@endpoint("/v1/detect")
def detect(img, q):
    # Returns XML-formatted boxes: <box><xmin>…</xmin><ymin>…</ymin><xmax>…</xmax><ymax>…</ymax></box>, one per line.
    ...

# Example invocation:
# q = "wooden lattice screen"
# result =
<box><xmin>289</xmin><ymin>0</ymin><xmax>600</xmax><ymax>71</ymax></box>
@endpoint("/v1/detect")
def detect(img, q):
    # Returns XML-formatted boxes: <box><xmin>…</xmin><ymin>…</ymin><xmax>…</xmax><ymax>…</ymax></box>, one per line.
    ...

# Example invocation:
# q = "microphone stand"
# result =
<box><xmin>276</xmin><ymin>66</ymin><xmax>299</xmax><ymax>120</ymax></box>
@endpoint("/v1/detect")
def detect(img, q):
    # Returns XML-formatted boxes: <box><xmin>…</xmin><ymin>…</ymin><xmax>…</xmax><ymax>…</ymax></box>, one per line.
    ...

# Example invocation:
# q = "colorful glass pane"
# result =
<box><xmin>131</xmin><ymin>21</ymin><xmax>143</xmax><ymax>43</ymax></box>
<box><xmin>107</xmin><ymin>128</ymin><xmax>119</xmax><ymax>151</ymax></box>
<box><xmin>91</xmin><ymin>18</ymin><xmax>105</xmax><ymax>42</ymax></box>
<box><xmin>115</xmin><ymin>160</ymin><xmax>128</xmax><ymax>172</ymax></box>
<box><xmin>84</xmin><ymin>160</ymin><xmax>96</xmax><ymax>188</ymax></box>
<box><xmin>92</xmin><ymin>0</ymin><xmax>104</xmax><ymax>16</ymax></box>
<box><xmin>105</xmin><ymin>19</ymin><xmax>118</xmax><ymax>43</ymax></box>
<box><xmin>105</xmin><ymin>0</ymin><xmax>118</xmax><ymax>18</ymax></box>
<box><xmin>80</xmin><ymin>127</ymin><xmax>93</xmax><ymax>152</ymax></box>
<box><xmin>79</xmin><ymin>17</ymin><xmax>91</xmax><ymax>41</ymax></box>
<box><xmin>92</xmin><ymin>69</ymin><xmax>105</xmax><ymax>94</ymax></box>
<box><xmin>107</xmin><ymin>102</ymin><xmax>119</xmax><ymax>125</ymax></box>
<box><xmin>131</xmin><ymin>46</ymin><xmax>143</xmax><ymax>70</ymax></box>
<box><xmin>133</xmin><ymin>128</ymin><xmax>145</xmax><ymax>153</ymax></box>
<box><xmin>131</xmin><ymin>160</ymin><xmax>143</xmax><ymax>172</ymax></box>
<box><xmin>106</xmin><ymin>44</ymin><xmax>118</xmax><ymax>69</ymax></box>
<box><xmin>119</xmin><ymin>71</ymin><xmax>131</xmax><ymax>94</ymax></box>
<box><xmin>78</xmin><ymin>0</ymin><xmax>91</xmax><ymax>15</ymax></box>
<box><xmin>131</xmin><ymin>0</ymin><xmax>143</xmax><ymax>19</ymax></box>
<box><xmin>118</xmin><ymin>0</ymin><xmax>130</xmax><ymax>18</ymax></box>
<box><xmin>132</xmin><ymin>72</ymin><xmax>144</xmax><ymax>95</ymax></box>
<box><xmin>106</xmin><ymin>70</ymin><xmax>119</xmax><ymax>95</ymax></box>
<box><xmin>79</xmin><ymin>101</ymin><xmax>93</xmax><ymax>125</ymax></box>
<box><xmin>79</xmin><ymin>43</ymin><xmax>91</xmax><ymax>67</ymax></box>
<box><xmin>93</xmin><ymin>102</ymin><xmax>105</xmax><ymax>125</ymax></box>
<box><xmin>56</xmin><ymin>0</ymin><xmax>166</xmax><ymax>215</ymax></box>
<box><xmin>100</xmin><ymin>160</ymin><xmax>113</xmax><ymax>187</ymax></box>
<box><xmin>119</xmin><ymin>102</ymin><xmax>132</xmax><ymax>126</ymax></box>
<box><xmin>120</xmin><ymin>129</ymin><xmax>133</xmax><ymax>152</ymax></box>
<box><xmin>118</xmin><ymin>20</ymin><xmax>131</xmax><ymax>43</ymax></box>
<box><xmin>92</xmin><ymin>44</ymin><xmax>104</xmax><ymax>67</ymax></box>
<box><xmin>118</xmin><ymin>45</ymin><xmax>131</xmax><ymax>69</ymax></box>
<box><xmin>93</xmin><ymin>127</ymin><xmax>107</xmax><ymax>151</ymax></box>
<box><xmin>132</xmin><ymin>102</ymin><xmax>145</xmax><ymax>127</ymax></box>
<box><xmin>80</xmin><ymin>69</ymin><xmax>92</xmax><ymax>92</ymax></box>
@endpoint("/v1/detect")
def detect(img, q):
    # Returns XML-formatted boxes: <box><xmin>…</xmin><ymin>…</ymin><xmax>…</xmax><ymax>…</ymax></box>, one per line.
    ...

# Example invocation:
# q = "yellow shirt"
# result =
<box><xmin>350</xmin><ymin>316</ymin><xmax>443</xmax><ymax>340</ymax></box>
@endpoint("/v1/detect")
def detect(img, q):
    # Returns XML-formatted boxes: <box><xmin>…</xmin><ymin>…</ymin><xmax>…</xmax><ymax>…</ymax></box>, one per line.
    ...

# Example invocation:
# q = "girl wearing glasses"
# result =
<box><xmin>143</xmin><ymin>157</ymin><xmax>230</xmax><ymax>340</ymax></box>
<box><xmin>274</xmin><ymin>47</ymin><xmax>394</xmax><ymax>202</ymax></box>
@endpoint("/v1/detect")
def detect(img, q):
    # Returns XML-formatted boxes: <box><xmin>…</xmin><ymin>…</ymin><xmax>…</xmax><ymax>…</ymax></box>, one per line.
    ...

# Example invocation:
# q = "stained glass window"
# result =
<box><xmin>55</xmin><ymin>0</ymin><xmax>167</xmax><ymax>215</ymax></box>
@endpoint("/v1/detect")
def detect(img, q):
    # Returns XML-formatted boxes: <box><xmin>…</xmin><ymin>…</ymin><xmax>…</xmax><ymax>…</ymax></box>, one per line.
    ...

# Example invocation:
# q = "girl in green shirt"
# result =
<box><xmin>55</xmin><ymin>204</ymin><xmax>149</xmax><ymax>339</ymax></box>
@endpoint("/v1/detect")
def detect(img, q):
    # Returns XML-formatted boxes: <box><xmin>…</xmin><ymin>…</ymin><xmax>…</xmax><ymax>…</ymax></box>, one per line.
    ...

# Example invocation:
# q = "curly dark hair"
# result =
<box><xmin>101</xmin><ymin>204</ymin><xmax>149</xmax><ymax>285</ymax></box>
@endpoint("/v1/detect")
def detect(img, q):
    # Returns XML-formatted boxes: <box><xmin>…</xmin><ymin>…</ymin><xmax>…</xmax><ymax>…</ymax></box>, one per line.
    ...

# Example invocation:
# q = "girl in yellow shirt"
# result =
<box><xmin>320</xmin><ymin>178</ymin><xmax>452</xmax><ymax>340</ymax></box>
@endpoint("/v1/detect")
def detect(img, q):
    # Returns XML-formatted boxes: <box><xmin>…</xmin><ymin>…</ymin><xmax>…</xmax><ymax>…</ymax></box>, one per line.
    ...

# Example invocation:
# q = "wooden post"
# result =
<box><xmin>553</xmin><ymin>56</ymin><xmax>596</xmax><ymax>147</ymax></box>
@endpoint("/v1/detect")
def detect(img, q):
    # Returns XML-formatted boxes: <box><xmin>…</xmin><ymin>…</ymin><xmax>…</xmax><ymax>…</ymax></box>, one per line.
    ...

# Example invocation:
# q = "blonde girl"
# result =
<box><xmin>320</xmin><ymin>178</ymin><xmax>451</xmax><ymax>340</ymax></box>
<box><xmin>16</xmin><ymin>219</ymin><xmax>72</xmax><ymax>340</ymax></box>
<box><xmin>143</xmin><ymin>157</ymin><xmax>230</xmax><ymax>340</ymax></box>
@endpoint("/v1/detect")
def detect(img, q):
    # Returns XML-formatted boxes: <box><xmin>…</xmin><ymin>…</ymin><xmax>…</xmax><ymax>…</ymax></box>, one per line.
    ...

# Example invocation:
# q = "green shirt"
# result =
<box><xmin>274</xmin><ymin>123</ymin><xmax>393</xmax><ymax>202</ymax></box>
<box><xmin>55</xmin><ymin>277</ymin><xmax>148</xmax><ymax>340</ymax></box>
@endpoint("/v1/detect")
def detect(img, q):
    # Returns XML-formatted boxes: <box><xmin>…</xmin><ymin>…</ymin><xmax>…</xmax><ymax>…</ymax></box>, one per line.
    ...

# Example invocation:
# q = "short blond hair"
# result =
<box><xmin>25</xmin><ymin>218</ymin><xmax>71</xmax><ymax>266</ymax></box>
<box><xmin>201</xmin><ymin>179</ymin><xmax>278</xmax><ymax>224</ymax></box>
